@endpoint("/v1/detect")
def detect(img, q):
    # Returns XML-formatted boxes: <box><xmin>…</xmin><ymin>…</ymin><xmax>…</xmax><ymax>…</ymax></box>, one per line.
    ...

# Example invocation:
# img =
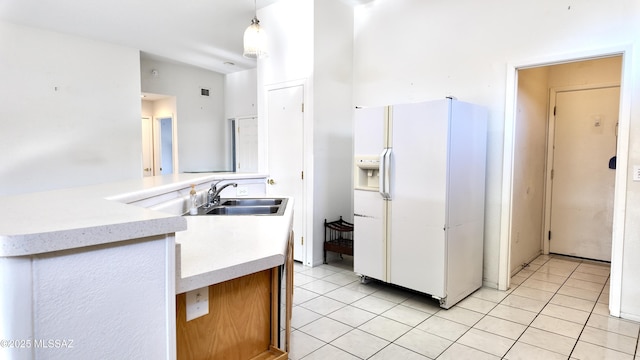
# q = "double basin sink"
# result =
<box><xmin>188</xmin><ymin>198</ymin><xmax>287</xmax><ymax>216</ymax></box>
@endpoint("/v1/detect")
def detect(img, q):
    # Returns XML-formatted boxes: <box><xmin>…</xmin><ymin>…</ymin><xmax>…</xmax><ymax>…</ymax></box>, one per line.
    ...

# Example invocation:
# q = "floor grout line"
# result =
<box><xmin>290</xmin><ymin>254</ymin><xmax>637</xmax><ymax>360</ymax></box>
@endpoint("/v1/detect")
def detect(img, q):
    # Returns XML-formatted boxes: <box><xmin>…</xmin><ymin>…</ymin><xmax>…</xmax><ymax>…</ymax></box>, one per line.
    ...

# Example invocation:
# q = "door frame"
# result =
<box><xmin>263</xmin><ymin>79</ymin><xmax>313</xmax><ymax>265</ymax></box>
<box><xmin>543</xmin><ymin>84</ymin><xmax>620</xmax><ymax>256</ymax></box>
<box><xmin>500</xmin><ymin>45</ymin><xmax>633</xmax><ymax>318</ymax></box>
<box><xmin>141</xmin><ymin>116</ymin><xmax>154</xmax><ymax>176</ymax></box>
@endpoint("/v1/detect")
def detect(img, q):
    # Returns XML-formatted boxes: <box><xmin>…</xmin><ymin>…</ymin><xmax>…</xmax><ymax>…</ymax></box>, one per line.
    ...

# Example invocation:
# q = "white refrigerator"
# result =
<box><xmin>353</xmin><ymin>98</ymin><xmax>487</xmax><ymax>308</ymax></box>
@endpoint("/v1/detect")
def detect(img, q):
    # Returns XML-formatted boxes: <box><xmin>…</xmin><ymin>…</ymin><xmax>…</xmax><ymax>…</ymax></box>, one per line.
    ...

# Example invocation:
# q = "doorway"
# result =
<box><xmin>140</xmin><ymin>115</ymin><xmax>176</xmax><ymax>176</ymax></box>
<box><xmin>506</xmin><ymin>55</ymin><xmax>624</xmax><ymax>285</ymax></box>
<box><xmin>158</xmin><ymin>117</ymin><xmax>174</xmax><ymax>174</ymax></box>
<box><xmin>141</xmin><ymin>94</ymin><xmax>178</xmax><ymax>176</ymax></box>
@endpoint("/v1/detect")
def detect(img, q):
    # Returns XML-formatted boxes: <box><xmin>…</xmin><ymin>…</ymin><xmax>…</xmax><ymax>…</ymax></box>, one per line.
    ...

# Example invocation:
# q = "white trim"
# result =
<box><xmin>500</xmin><ymin>46</ymin><xmax>632</xmax><ymax>314</ymax></box>
<box><xmin>498</xmin><ymin>64</ymin><xmax>517</xmax><ymax>291</ymax></box>
<box><xmin>542</xmin><ymin>90</ymin><xmax>555</xmax><ymax>256</ymax></box>
<box><xmin>609</xmin><ymin>46</ymin><xmax>633</xmax><ymax>317</ymax></box>
<box><xmin>165</xmin><ymin>234</ymin><xmax>176</xmax><ymax>360</ymax></box>
<box><xmin>619</xmin><ymin>312</ymin><xmax>640</xmax><ymax>323</ymax></box>
<box><xmin>0</xmin><ymin>257</ymin><xmax>33</xmax><ymax>359</ymax></box>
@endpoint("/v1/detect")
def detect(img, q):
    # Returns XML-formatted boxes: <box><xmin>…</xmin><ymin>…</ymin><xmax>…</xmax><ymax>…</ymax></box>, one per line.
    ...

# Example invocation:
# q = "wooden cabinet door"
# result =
<box><xmin>176</xmin><ymin>270</ymin><xmax>271</xmax><ymax>360</ymax></box>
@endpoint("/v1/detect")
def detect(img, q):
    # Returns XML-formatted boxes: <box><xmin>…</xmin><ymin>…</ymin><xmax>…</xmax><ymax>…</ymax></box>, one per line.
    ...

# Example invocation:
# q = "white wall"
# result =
<box><xmin>257</xmin><ymin>0</ymin><xmax>314</xmax><ymax>175</ymax></box>
<box><xmin>311</xmin><ymin>0</ymin><xmax>354</xmax><ymax>265</ymax></box>
<box><xmin>225</xmin><ymin>68</ymin><xmax>257</xmax><ymax>119</ymax></box>
<box><xmin>353</xmin><ymin>1</ymin><xmax>640</xmax><ymax>319</ymax></box>
<box><xmin>1</xmin><ymin>235</ymin><xmax>175</xmax><ymax>360</ymax></box>
<box><xmin>225</xmin><ymin>69</ymin><xmax>258</xmax><ymax>170</ymax></box>
<box><xmin>258</xmin><ymin>0</ymin><xmax>354</xmax><ymax>266</ymax></box>
<box><xmin>258</xmin><ymin>0</ymin><xmax>314</xmax><ymax>88</ymax></box>
<box><xmin>142</xmin><ymin>100</ymin><xmax>154</xmax><ymax>118</ymax></box>
<box><xmin>34</xmin><ymin>236</ymin><xmax>174</xmax><ymax>359</ymax></box>
<box><xmin>140</xmin><ymin>58</ymin><xmax>228</xmax><ymax>172</ymax></box>
<box><xmin>0</xmin><ymin>21</ymin><xmax>142</xmax><ymax>196</ymax></box>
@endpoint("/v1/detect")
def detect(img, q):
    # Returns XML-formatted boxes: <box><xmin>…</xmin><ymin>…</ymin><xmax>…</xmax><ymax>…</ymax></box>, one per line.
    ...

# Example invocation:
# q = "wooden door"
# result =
<box><xmin>176</xmin><ymin>271</ymin><xmax>272</xmax><ymax>360</ymax></box>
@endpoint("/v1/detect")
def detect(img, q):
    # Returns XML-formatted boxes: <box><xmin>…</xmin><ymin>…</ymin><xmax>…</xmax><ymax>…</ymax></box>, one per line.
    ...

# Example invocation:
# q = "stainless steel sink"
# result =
<box><xmin>186</xmin><ymin>198</ymin><xmax>287</xmax><ymax>216</ymax></box>
<box><xmin>221</xmin><ymin>198</ymin><xmax>283</xmax><ymax>206</ymax></box>
<box><xmin>206</xmin><ymin>205</ymin><xmax>280</xmax><ymax>215</ymax></box>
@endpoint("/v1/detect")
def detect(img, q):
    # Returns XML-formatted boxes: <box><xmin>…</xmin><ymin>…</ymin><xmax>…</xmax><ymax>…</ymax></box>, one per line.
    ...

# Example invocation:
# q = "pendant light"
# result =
<box><xmin>243</xmin><ymin>0</ymin><xmax>268</xmax><ymax>59</ymax></box>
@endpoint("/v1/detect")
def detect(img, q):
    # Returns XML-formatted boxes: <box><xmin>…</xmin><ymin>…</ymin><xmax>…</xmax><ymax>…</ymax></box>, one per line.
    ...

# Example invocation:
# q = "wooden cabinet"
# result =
<box><xmin>176</xmin><ymin>233</ymin><xmax>293</xmax><ymax>360</ymax></box>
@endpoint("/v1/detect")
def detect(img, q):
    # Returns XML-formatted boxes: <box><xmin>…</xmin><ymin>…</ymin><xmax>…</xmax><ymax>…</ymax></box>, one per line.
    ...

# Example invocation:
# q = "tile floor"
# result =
<box><xmin>287</xmin><ymin>254</ymin><xmax>640</xmax><ymax>359</ymax></box>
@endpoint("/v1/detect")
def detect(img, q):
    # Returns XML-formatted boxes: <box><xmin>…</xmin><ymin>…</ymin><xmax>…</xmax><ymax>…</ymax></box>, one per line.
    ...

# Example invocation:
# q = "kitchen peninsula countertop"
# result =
<box><xmin>0</xmin><ymin>172</ymin><xmax>292</xmax><ymax>294</ymax></box>
<box><xmin>175</xmin><ymin>198</ymin><xmax>292</xmax><ymax>294</ymax></box>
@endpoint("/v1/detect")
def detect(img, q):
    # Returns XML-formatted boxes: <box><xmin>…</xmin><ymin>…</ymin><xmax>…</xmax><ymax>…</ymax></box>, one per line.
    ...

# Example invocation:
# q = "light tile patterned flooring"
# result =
<box><xmin>287</xmin><ymin>254</ymin><xmax>640</xmax><ymax>359</ymax></box>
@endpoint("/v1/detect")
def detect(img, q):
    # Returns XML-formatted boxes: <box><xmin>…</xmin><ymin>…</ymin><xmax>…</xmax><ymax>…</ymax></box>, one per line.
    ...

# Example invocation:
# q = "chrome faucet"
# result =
<box><xmin>206</xmin><ymin>181</ymin><xmax>238</xmax><ymax>207</ymax></box>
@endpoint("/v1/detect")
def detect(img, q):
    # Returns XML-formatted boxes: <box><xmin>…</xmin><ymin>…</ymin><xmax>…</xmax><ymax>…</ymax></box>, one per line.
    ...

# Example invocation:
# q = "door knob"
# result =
<box><xmin>144</xmin><ymin>168</ymin><xmax>151</xmax><ymax>171</ymax></box>
<box><xmin>268</xmin><ymin>179</ymin><xmax>276</xmax><ymax>185</ymax></box>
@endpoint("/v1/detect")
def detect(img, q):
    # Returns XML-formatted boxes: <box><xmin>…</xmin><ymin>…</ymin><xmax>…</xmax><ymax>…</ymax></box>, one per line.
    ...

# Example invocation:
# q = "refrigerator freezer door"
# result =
<box><xmin>353</xmin><ymin>190</ymin><xmax>388</xmax><ymax>281</ymax></box>
<box><xmin>388</xmin><ymin>99</ymin><xmax>450</xmax><ymax>296</ymax></box>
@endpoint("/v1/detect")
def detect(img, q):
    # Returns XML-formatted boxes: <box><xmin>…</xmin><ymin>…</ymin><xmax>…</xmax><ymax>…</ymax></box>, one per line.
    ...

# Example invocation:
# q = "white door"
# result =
<box><xmin>267</xmin><ymin>85</ymin><xmax>305</xmax><ymax>262</ymax></box>
<box><xmin>235</xmin><ymin>117</ymin><xmax>258</xmax><ymax>172</ymax></box>
<box><xmin>549</xmin><ymin>87</ymin><xmax>619</xmax><ymax>261</ymax></box>
<box><xmin>141</xmin><ymin>117</ymin><xmax>154</xmax><ymax>177</ymax></box>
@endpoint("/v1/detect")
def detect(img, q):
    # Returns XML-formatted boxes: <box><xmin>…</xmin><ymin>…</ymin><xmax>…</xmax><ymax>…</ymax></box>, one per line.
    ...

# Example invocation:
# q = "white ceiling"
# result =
<box><xmin>0</xmin><ymin>0</ymin><xmax>281</xmax><ymax>74</ymax></box>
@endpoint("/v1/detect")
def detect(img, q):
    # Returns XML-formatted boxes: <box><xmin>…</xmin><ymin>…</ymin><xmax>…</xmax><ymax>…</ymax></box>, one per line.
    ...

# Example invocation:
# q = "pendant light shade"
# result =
<box><xmin>243</xmin><ymin>2</ymin><xmax>267</xmax><ymax>59</ymax></box>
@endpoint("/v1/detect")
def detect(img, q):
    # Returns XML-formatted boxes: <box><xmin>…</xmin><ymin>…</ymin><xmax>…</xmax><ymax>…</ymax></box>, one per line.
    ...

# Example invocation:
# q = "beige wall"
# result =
<box><xmin>511</xmin><ymin>66</ymin><xmax>550</xmax><ymax>274</ymax></box>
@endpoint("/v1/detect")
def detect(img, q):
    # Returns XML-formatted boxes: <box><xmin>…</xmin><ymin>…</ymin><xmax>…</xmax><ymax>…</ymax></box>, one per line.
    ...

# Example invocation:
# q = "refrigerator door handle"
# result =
<box><xmin>378</xmin><ymin>149</ymin><xmax>385</xmax><ymax>198</ymax></box>
<box><xmin>379</xmin><ymin>148</ymin><xmax>391</xmax><ymax>199</ymax></box>
<box><xmin>379</xmin><ymin>149</ymin><xmax>387</xmax><ymax>199</ymax></box>
<box><xmin>384</xmin><ymin>148</ymin><xmax>392</xmax><ymax>199</ymax></box>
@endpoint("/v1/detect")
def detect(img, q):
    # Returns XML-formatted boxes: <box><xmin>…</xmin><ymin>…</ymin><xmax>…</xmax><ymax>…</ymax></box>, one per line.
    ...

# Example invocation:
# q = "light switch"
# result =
<box><xmin>594</xmin><ymin>116</ymin><xmax>601</xmax><ymax>127</ymax></box>
<box><xmin>633</xmin><ymin>166</ymin><xmax>640</xmax><ymax>182</ymax></box>
<box><xmin>186</xmin><ymin>287</ymin><xmax>209</xmax><ymax>321</ymax></box>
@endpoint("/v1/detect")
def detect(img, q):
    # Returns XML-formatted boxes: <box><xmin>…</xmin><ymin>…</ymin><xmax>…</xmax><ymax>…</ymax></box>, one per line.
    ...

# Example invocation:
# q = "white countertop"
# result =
<box><xmin>0</xmin><ymin>190</ymin><xmax>185</xmax><ymax>256</ymax></box>
<box><xmin>0</xmin><ymin>172</ymin><xmax>266</xmax><ymax>256</ymax></box>
<box><xmin>0</xmin><ymin>172</ymin><xmax>293</xmax><ymax>295</ymax></box>
<box><xmin>175</xmin><ymin>198</ymin><xmax>293</xmax><ymax>294</ymax></box>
